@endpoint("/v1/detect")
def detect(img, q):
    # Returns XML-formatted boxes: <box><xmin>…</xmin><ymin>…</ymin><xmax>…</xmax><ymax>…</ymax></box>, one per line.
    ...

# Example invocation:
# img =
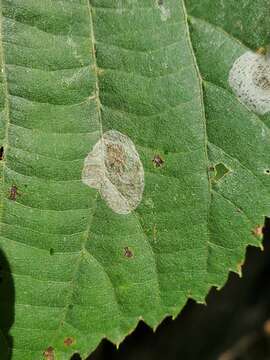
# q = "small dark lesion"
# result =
<box><xmin>124</xmin><ymin>246</ymin><xmax>133</xmax><ymax>258</ymax></box>
<box><xmin>152</xmin><ymin>154</ymin><xmax>164</xmax><ymax>168</ymax></box>
<box><xmin>9</xmin><ymin>185</ymin><xmax>19</xmax><ymax>201</ymax></box>
<box><xmin>64</xmin><ymin>337</ymin><xmax>75</xmax><ymax>347</ymax></box>
<box><xmin>43</xmin><ymin>346</ymin><xmax>55</xmax><ymax>360</ymax></box>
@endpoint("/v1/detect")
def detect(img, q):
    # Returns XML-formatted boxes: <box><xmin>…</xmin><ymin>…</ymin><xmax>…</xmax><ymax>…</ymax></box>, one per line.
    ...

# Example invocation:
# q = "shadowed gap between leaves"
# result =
<box><xmin>0</xmin><ymin>248</ymin><xmax>14</xmax><ymax>360</ymax></box>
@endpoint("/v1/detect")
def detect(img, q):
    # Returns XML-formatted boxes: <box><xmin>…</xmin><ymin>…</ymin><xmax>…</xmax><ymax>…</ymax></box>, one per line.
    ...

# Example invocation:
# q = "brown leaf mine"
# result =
<box><xmin>82</xmin><ymin>130</ymin><xmax>144</xmax><ymax>215</ymax></box>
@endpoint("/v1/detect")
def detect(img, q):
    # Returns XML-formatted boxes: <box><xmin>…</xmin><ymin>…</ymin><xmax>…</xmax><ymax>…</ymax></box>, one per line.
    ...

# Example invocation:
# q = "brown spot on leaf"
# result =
<box><xmin>252</xmin><ymin>225</ymin><xmax>264</xmax><ymax>237</ymax></box>
<box><xmin>9</xmin><ymin>185</ymin><xmax>19</xmax><ymax>201</ymax></box>
<box><xmin>124</xmin><ymin>246</ymin><xmax>133</xmax><ymax>258</ymax></box>
<box><xmin>43</xmin><ymin>346</ymin><xmax>54</xmax><ymax>360</ymax></box>
<box><xmin>64</xmin><ymin>337</ymin><xmax>75</xmax><ymax>347</ymax></box>
<box><xmin>152</xmin><ymin>154</ymin><xmax>164</xmax><ymax>168</ymax></box>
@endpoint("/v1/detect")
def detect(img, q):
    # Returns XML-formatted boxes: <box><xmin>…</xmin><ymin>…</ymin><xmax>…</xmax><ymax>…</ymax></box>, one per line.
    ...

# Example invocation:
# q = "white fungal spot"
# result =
<box><xmin>229</xmin><ymin>51</ymin><xmax>270</xmax><ymax>115</ymax></box>
<box><xmin>82</xmin><ymin>130</ymin><xmax>144</xmax><ymax>215</ymax></box>
<box><xmin>157</xmin><ymin>1</ymin><xmax>171</xmax><ymax>21</ymax></box>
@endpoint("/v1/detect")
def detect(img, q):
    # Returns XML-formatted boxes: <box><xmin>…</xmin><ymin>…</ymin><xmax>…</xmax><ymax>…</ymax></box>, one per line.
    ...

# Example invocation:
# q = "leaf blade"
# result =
<box><xmin>0</xmin><ymin>1</ymin><xmax>269</xmax><ymax>359</ymax></box>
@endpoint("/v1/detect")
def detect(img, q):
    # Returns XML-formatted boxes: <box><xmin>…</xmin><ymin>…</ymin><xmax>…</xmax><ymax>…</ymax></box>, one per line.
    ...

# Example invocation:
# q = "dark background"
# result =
<box><xmin>71</xmin><ymin>218</ymin><xmax>270</xmax><ymax>360</ymax></box>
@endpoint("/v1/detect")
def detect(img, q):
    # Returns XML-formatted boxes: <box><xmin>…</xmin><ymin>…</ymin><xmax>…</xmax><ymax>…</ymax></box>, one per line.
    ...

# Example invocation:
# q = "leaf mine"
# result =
<box><xmin>82</xmin><ymin>130</ymin><xmax>144</xmax><ymax>215</ymax></box>
<box><xmin>156</xmin><ymin>0</ymin><xmax>171</xmax><ymax>21</ymax></box>
<box><xmin>229</xmin><ymin>51</ymin><xmax>270</xmax><ymax>115</ymax></box>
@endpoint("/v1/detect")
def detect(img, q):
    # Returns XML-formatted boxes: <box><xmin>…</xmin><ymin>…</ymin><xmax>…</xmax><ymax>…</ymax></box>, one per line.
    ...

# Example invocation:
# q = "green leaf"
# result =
<box><xmin>0</xmin><ymin>0</ymin><xmax>269</xmax><ymax>359</ymax></box>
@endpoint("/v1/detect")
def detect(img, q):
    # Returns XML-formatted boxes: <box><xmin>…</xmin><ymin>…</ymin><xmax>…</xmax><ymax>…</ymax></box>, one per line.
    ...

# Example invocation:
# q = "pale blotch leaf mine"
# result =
<box><xmin>156</xmin><ymin>1</ymin><xmax>171</xmax><ymax>21</ymax></box>
<box><xmin>229</xmin><ymin>51</ymin><xmax>270</xmax><ymax>115</ymax></box>
<box><xmin>82</xmin><ymin>130</ymin><xmax>144</xmax><ymax>215</ymax></box>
